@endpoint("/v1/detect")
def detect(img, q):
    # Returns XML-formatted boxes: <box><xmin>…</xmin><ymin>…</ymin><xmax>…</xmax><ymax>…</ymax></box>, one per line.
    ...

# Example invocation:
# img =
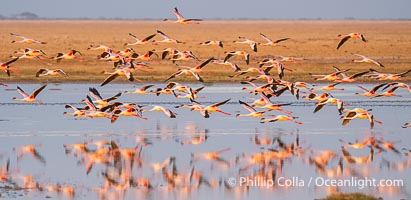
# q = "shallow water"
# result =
<box><xmin>0</xmin><ymin>82</ymin><xmax>410</xmax><ymax>200</ymax></box>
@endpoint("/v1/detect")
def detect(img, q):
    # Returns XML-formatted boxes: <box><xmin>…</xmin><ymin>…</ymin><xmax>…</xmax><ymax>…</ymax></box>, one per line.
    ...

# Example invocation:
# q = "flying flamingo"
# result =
<box><xmin>336</xmin><ymin>33</ymin><xmax>367</xmax><ymax>50</ymax></box>
<box><xmin>10</xmin><ymin>33</ymin><xmax>47</xmax><ymax>44</ymax></box>
<box><xmin>163</xmin><ymin>7</ymin><xmax>202</xmax><ymax>24</ymax></box>
<box><xmin>12</xmin><ymin>85</ymin><xmax>47</xmax><ymax>104</ymax></box>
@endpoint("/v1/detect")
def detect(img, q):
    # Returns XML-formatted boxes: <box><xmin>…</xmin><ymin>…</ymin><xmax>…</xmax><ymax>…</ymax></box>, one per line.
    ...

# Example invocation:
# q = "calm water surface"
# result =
<box><xmin>0</xmin><ymin>83</ymin><xmax>410</xmax><ymax>200</ymax></box>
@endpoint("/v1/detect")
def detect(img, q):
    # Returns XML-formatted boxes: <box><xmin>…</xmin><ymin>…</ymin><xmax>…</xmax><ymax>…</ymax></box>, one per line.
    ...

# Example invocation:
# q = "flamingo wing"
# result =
<box><xmin>101</xmin><ymin>73</ymin><xmax>120</xmax><ymax>86</ymax></box>
<box><xmin>188</xmin><ymin>70</ymin><xmax>204</xmax><ymax>82</ymax></box>
<box><xmin>105</xmin><ymin>92</ymin><xmax>122</xmax><ymax>102</ymax></box>
<box><xmin>172</xmin><ymin>7</ymin><xmax>184</xmax><ymax>20</ymax></box>
<box><xmin>16</xmin><ymin>86</ymin><xmax>29</xmax><ymax>98</ymax></box>
<box><xmin>259</xmin><ymin>33</ymin><xmax>272</xmax><ymax>43</ymax></box>
<box><xmin>245</xmin><ymin>53</ymin><xmax>250</xmax><ymax>65</ymax></box>
<box><xmin>156</xmin><ymin>30</ymin><xmax>171</xmax><ymax>40</ymax></box>
<box><xmin>141</xmin><ymin>84</ymin><xmax>154</xmax><ymax>91</ymax></box>
<box><xmin>164</xmin><ymin>70</ymin><xmax>184</xmax><ymax>82</ymax></box>
<box><xmin>128</xmin><ymin>32</ymin><xmax>140</xmax><ymax>40</ymax></box>
<box><xmin>4</xmin><ymin>57</ymin><xmax>19</xmax><ymax>66</ymax></box>
<box><xmin>239</xmin><ymin>100</ymin><xmax>257</xmax><ymax>113</ymax></box>
<box><xmin>275</xmin><ymin>38</ymin><xmax>290</xmax><ymax>43</ymax></box>
<box><xmin>223</xmin><ymin>52</ymin><xmax>235</xmax><ymax>63</ymax></box>
<box><xmin>142</xmin><ymin>33</ymin><xmax>156</xmax><ymax>42</ymax></box>
<box><xmin>212</xmin><ymin>98</ymin><xmax>231</xmax><ymax>107</ymax></box>
<box><xmin>197</xmin><ymin>57</ymin><xmax>214</xmax><ymax>69</ymax></box>
<box><xmin>336</xmin><ymin>35</ymin><xmax>351</xmax><ymax>50</ymax></box>
<box><xmin>89</xmin><ymin>87</ymin><xmax>103</xmax><ymax>100</ymax></box>
<box><xmin>369</xmin><ymin>83</ymin><xmax>388</xmax><ymax>93</ymax></box>
<box><xmin>30</xmin><ymin>84</ymin><xmax>47</xmax><ymax>98</ymax></box>
<box><xmin>350</xmin><ymin>71</ymin><xmax>369</xmax><ymax>79</ymax></box>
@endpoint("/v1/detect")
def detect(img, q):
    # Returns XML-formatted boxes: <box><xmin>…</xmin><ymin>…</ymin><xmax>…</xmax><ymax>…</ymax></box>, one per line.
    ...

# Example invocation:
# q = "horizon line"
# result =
<box><xmin>2</xmin><ymin>17</ymin><xmax>411</xmax><ymax>21</ymax></box>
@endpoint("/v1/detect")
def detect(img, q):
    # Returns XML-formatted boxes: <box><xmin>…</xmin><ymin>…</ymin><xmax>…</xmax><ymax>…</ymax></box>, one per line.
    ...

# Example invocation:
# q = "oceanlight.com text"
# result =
<box><xmin>226</xmin><ymin>176</ymin><xmax>404</xmax><ymax>189</ymax></box>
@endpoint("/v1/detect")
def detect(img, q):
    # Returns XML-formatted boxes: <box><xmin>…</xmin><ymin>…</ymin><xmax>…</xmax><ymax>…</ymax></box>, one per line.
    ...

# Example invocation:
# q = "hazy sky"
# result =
<box><xmin>1</xmin><ymin>0</ymin><xmax>411</xmax><ymax>19</ymax></box>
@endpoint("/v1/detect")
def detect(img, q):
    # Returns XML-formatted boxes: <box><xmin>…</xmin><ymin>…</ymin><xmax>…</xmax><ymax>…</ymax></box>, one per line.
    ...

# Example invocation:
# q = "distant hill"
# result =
<box><xmin>0</xmin><ymin>12</ymin><xmax>39</xmax><ymax>19</ymax></box>
<box><xmin>12</xmin><ymin>12</ymin><xmax>39</xmax><ymax>19</ymax></box>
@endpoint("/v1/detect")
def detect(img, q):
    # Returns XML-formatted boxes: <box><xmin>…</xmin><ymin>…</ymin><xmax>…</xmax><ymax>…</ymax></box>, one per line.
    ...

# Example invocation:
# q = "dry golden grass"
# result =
<box><xmin>1</xmin><ymin>20</ymin><xmax>411</xmax><ymax>83</ymax></box>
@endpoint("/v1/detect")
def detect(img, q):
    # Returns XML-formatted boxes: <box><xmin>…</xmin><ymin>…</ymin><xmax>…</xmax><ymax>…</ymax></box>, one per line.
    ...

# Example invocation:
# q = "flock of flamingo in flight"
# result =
<box><xmin>2</xmin><ymin>7</ymin><xmax>410</xmax><ymax>129</ymax></box>
<box><xmin>1</xmin><ymin>7</ymin><xmax>411</xmax><ymax>199</ymax></box>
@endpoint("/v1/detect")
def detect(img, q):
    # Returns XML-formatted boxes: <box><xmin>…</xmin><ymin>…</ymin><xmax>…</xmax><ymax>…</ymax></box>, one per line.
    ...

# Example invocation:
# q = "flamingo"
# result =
<box><xmin>341</xmin><ymin>108</ymin><xmax>382</xmax><ymax>129</ymax></box>
<box><xmin>313</xmin><ymin>97</ymin><xmax>344</xmax><ymax>115</ymax></box>
<box><xmin>63</xmin><ymin>104</ymin><xmax>87</xmax><ymax>117</ymax></box>
<box><xmin>111</xmin><ymin>108</ymin><xmax>148</xmax><ymax>123</ymax></box>
<box><xmin>81</xmin><ymin>96</ymin><xmax>119</xmax><ymax>119</ymax></box>
<box><xmin>253</xmin><ymin>93</ymin><xmax>293</xmax><ymax>114</ymax></box>
<box><xmin>124</xmin><ymin>32</ymin><xmax>156</xmax><ymax>46</ymax></box>
<box><xmin>211</xmin><ymin>60</ymin><xmax>241</xmax><ymax>72</ymax></box>
<box><xmin>174</xmin><ymin>100</ymin><xmax>209</xmax><ymax>118</ymax></box>
<box><xmin>87</xmin><ymin>44</ymin><xmax>113</xmax><ymax>52</ymax></box>
<box><xmin>309</xmin><ymin>67</ymin><xmax>350</xmax><ymax>81</ymax></box>
<box><xmin>402</xmin><ymin>123</ymin><xmax>411</xmax><ymax>128</ymax></box>
<box><xmin>258</xmin><ymin>58</ymin><xmax>281</xmax><ymax>68</ymax></box>
<box><xmin>355</xmin><ymin>83</ymin><xmax>388</xmax><ymax>97</ymax></box>
<box><xmin>160</xmin><ymin>48</ymin><xmax>179</xmax><ymax>60</ymax></box>
<box><xmin>303</xmin><ymin>92</ymin><xmax>330</xmax><ymax>102</ymax></box>
<box><xmin>246</xmin><ymin>74</ymin><xmax>275</xmax><ymax>84</ymax></box>
<box><xmin>124</xmin><ymin>85</ymin><xmax>155</xmax><ymax>94</ymax></box>
<box><xmin>12</xmin><ymin>85</ymin><xmax>47</xmax><ymax>104</ymax></box>
<box><xmin>374</xmin><ymin>86</ymin><xmax>401</xmax><ymax>97</ymax></box>
<box><xmin>163</xmin><ymin>7</ymin><xmax>202</xmax><ymax>24</ymax></box>
<box><xmin>164</xmin><ymin>57</ymin><xmax>214</xmax><ymax>82</ymax></box>
<box><xmin>294</xmin><ymin>82</ymin><xmax>314</xmax><ymax>91</ymax></box>
<box><xmin>100</xmin><ymin>68</ymin><xmax>138</xmax><ymax>86</ymax></box>
<box><xmin>224</xmin><ymin>51</ymin><xmax>250</xmax><ymax>65</ymax></box>
<box><xmin>365</xmin><ymin>68</ymin><xmax>411</xmax><ymax>81</ymax></box>
<box><xmin>150</xmin><ymin>86</ymin><xmax>174</xmax><ymax>96</ymax></box>
<box><xmin>236</xmin><ymin>100</ymin><xmax>272</xmax><ymax>118</ymax></box>
<box><xmin>203</xmin><ymin>99</ymin><xmax>231</xmax><ymax>115</ymax></box>
<box><xmin>337</xmin><ymin>33</ymin><xmax>367</xmax><ymax>50</ymax></box>
<box><xmin>173</xmin><ymin>87</ymin><xmax>205</xmax><ymax>99</ymax></box>
<box><xmin>229</xmin><ymin>66</ymin><xmax>272</xmax><ymax>78</ymax></box>
<box><xmin>0</xmin><ymin>57</ymin><xmax>19</xmax><ymax>77</ymax></box>
<box><xmin>259</xmin><ymin>33</ymin><xmax>290</xmax><ymax>47</ymax></box>
<box><xmin>10</xmin><ymin>33</ymin><xmax>47</xmax><ymax>44</ymax></box>
<box><xmin>89</xmin><ymin>87</ymin><xmax>122</xmax><ymax>107</ymax></box>
<box><xmin>200</xmin><ymin>40</ymin><xmax>223</xmax><ymax>48</ymax></box>
<box><xmin>117</xmin><ymin>48</ymin><xmax>137</xmax><ymax>57</ymax></box>
<box><xmin>142</xmin><ymin>105</ymin><xmax>177</xmax><ymax>118</ymax></box>
<box><xmin>234</xmin><ymin>36</ymin><xmax>258</xmax><ymax>52</ymax></box>
<box><xmin>130</xmin><ymin>50</ymin><xmax>157</xmax><ymax>61</ymax></box>
<box><xmin>35</xmin><ymin>68</ymin><xmax>69</xmax><ymax>77</ymax></box>
<box><xmin>53</xmin><ymin>50</ymin><xmax>84</xmax><ymax>63</ymax></box>
<box><xmin>153</xmin><ymin>30</ymin><xmax>183</xmax><ymax>44</ymax></box>
<box><xmin>260</xmin><ymin>115</ymin><xmax>302</xmax><ymax>124</ymax></box>
<box><xmin>333</xmin><ymin>66</ymin><xmax>369</xmax><ymax>83</ymax></box>
<box><xmin>382</xmin><ymin>82</ymin><xmax>411</xmax><ymax>93</ymax></box>
<box><xmin>352</xmin><ymin>54</ymin><xmax>385</xmax><ymax>68</ymax></box>
<box><xmin>276</xmin><ymin>55</ymin><xmax>303</xmax><ymax>63</ymax></box>
<box><xmin>313</xmin><ymin>82</ymin><xmax>345</xmax><ymax>91</ymax></box>
<box><xmin>166</xmin><ymin>82</ymin><xmax>191</xmax><ymax>92</ymax></box>
<box><xmin>241</xmin><ymin>81</ymin><xmax>275</xmax><ymax>95</ymax></box>
<box><xmin>14</xmin><ymin>48</ymin><xmax>50</xmax><ymax>59</ymax></box>
<box><xmin>170</xmin><ymin>50</ymin><xmax>198</xmax><ymax>62</ymax></box>
<box><xmin>98</xmin><ymin>51</ymin><xmax>123</xmax><ymax>62</ymax></box>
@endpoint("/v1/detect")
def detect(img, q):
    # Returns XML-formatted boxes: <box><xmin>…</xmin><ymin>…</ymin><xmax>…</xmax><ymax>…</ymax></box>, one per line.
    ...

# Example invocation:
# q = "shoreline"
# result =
<box><xmin>2</xmin><ymin>79</ymin><xmax>409</xmax><ymax>85</ymax></box>
<box><xmin>1</xmin><ymin>18</ymin><xmax>411</xmax><ymax>21</ymax></box>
